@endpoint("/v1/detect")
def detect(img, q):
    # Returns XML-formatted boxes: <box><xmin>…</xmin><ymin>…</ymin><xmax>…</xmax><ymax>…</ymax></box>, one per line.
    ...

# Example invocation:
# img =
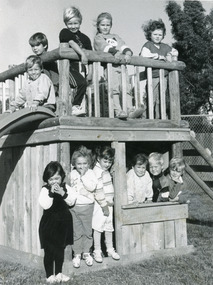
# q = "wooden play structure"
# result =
<box><xmin>0</xmin><ymin>44</ymin><xmax>195</xmax><ymax>268</ymax></box>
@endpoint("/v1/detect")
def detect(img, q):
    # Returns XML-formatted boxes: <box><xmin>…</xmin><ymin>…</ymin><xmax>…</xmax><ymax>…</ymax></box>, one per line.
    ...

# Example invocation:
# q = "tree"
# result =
<box><xmin>166</xmin><ymin>0</ymin><xmax>213</xmax><ymax>114</ymax></box>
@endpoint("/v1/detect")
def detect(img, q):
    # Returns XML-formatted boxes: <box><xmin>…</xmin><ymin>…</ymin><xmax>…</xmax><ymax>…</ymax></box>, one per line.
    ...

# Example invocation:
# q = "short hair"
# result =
<box><xmin>96</xmin><ymin>12</ymin><xmax>113</xmax><ymax>32</ymax></box>
<box><xmin>43</xmin><ymin>161</ymin><xmax>65</xmax><ymax>183</ymax></box>
<box><xmin>71</xmin><ymin>145</ymin><xmax>92</xmax><ymax>168</ymax></box>
<box><xmin>29</xmin><ymin>32</ymin><xmax>48</xmax><ymax>50</ymax></box>
<box><xmin>63</xmin><ymin>6</ymin><xmax>82</xmax><ymax>24</ymax></box>
<box><xmin>25</xmin><ymin>55</ymin><xmax>43</xmax><ymax>71</ymax></box>
<box><xmin>169</xmin><ymin>157</ymin><xmax>186</xmax><ymax>174</ymax></box>
<box><xmin>132</xmin><ymin>153</ymin><xmax>148</xmax><ymax>167</ymax></box>
<box><xmin>148</xmin><ymin>152</ymin><xmax>164</xmax><ymax>166</ymax></box>
<box><xmin>95</xmin><ymin>145</ymin><xmax>115</xmax><ymax>161</ymax></box>
<box><xmin>142</xmin><ymin>19</ymin><xmax>166</xmax><ymax>41</ymax></box>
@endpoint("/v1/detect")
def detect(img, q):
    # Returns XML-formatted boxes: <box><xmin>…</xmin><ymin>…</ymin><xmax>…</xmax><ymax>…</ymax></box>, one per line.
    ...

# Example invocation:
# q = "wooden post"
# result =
<box><xmin>58</xmin><ymin>43</ymin><xmax>71</xmax><ymax>116</ymax></box>
<box><xmin>58</xmin><ymin>142</ymin><xmax>71</xmax><ymax>184</ymax></box>
<box><xmin>134</xmin><ymin>67</ymin><xmax>140</xmax><ymax>108</ymax></box>
<box><xmin>169</xmin><ymin>67</ymin><xmax>182</xmax><ymax>157</ymax></box>
<box><xmin>147</xmin><ymin>67</ymin><xmax>154</xmax><ymax>119</ymax></box>
<box><xmin>107</xmin><ymin>63</ymin><xmax>114</xmax><ymax>118</ymax></box>
<box><xmin>159</xmin><ymin>69</ymin><xmax>166</xmax><ymax>119</ymax></box>
<box><xmin>112</xmin><ymin>141</ymin><xmax>127</xmax><ymax>255</ymax></box>
<box><xmin>93</xmin><ymin>62</ymin><xmax>100</xmax><ymax>117</ymax></box>
<box><xmin>121</xmin><ymin>65</ymin><xmax>127</xmax><ymax>113</ymax></box>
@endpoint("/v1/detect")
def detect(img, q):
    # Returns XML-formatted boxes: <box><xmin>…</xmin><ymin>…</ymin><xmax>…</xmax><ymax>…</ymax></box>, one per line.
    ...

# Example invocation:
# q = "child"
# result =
<box><xmin>166</xmin><ymin>157</ymin><xmax>186</xmax><ymax>202</ymax></box>
<box><xmin>9</xmin><ymin>55</ymin><xmax>56</xmax><ymax>112</ymax></box>
<box><xmin>148</xmin><ymin>152</ymin><xmax>170</xmax><ymax>202</ymax></box>
<box><xmin>127</xmin><ymin>153</ymin><xmax>153</xmax><ymax>204</ymax></box>
<box><xmin>29</xmin><ymin>32</ymin><xmax>59</xmax><ymax>97</ymax></box>
<box><xmin>92</xmin><ymin>145</ymin><xmax>120</xmax><ymax>263</ymax></box>
<box><xmin>94</xmin><ymin>12</ymin><xmax>143</xmax><ymax>119</ymax></box>
<box><xmin>38</xmin><ymin>161</ymin><xmax>76</xmax><ymax>283</ymax></box>
<box><xmin>59</xmin><ymin>6</ymin><xmax>93</xmax><ymax>116</ymax></box>
<box><xmin>69</xmin><ymin>145</ymin><xmax>98</xmax><ymax>268</ymax></box>
<box><xmin>140</xmin><ymin>19</ymin><xmax>178</xmax><ymax>119</ymax></box>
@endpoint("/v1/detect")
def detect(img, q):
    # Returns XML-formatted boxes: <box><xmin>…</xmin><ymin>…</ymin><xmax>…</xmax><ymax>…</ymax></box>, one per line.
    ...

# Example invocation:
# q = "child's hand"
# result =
<box><xmin>158</xmin><ymin>55</ymin><xmax>166</xmax><ymax>61</ymax></box>
<box><xmin>86</xmin><ymin>73</ymin><xmax>93</xmax><ymax>86</ymax></box>
<box><xmin>79</xmin><ymin>167</ymin><xmax>88</xmax><ymax>177</ymax></box>
<box><xmin>81</xmin><ymin>53</ymin><xmax>88</xmax><ymax>65</ymax></box>
<box><xmin>114</xmin><ymin>51</ymin><xmax>122</xmax><ymax>64</ymax></box>
<box><xmin>152</xmin><ymin>53</ymin><xmax>159</xmax><ymax>60</ymax></box>
<box><xmin>52</xmin><ymin>183</ymin><xmax>65</xmax><ymax>196</ymax></box>
<box><xmin>29</xmin><ymin>102</ymin><xmax>39</xmax><ymax>111</ymax></box>
<box><xmin>124</xmin><ymin>54</ymin><xmax>131</xmax><ymax>64</ymax></box>
<box><xmin>102</xmin><ymin>205</ymin><xmax>110</xmax><ymax>216</ymax></box>
<box><xmin>107</xmin><ymin>201</ymin><xmax>114</xmax><ymax>207</ymax></box>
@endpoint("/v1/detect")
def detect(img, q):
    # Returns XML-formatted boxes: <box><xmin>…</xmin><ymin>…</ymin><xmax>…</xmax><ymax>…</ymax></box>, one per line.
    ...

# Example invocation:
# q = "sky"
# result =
<box><xmin>0</xmin><ymin>0</ymin><xmax>213</xmax><ymax>73</ymax></box>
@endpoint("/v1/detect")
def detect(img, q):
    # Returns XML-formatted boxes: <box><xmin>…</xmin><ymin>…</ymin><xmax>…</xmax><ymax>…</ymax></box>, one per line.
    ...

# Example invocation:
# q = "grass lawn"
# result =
<box><xmin>0</xmin><ymin>188</ymin><xmax>213</xmax><ymax>285</ymax></box>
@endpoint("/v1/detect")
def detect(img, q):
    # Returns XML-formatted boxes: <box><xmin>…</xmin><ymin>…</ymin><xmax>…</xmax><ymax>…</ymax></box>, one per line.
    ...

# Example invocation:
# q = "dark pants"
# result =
<box><xmin>69</xmin><ymin>68</ymin><xmax>87</xmax><ymax>106</ymax></box>
<box><xmin>43</xmin><ymin>244</ymin><xmax>65</xmax><ymax>278</ymax></box>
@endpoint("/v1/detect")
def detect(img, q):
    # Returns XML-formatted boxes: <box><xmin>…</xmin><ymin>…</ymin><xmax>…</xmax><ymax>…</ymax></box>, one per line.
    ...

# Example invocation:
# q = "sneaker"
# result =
<box><xmin>93</xmin><ymin>250</ymin><xmax>103</xmax><ymax>263</ymax></box>
<box><xmin>55</xmin><ymin>273</ymin><xmax>70</xmax><ymax>283</ymax></box>
<box><xmin>128</xmin><ymin>106</ymin><xmax>145</xmax><ymax>119</ymax></box>
<box><xmin>72</xmin><ymin>254</ymin><xmax>81</xmax><ymax>268</ymax></box>
<box><xmin>72</xmin><ymin>105</ymin><xmax>86</xmax><ymax>116</ymax></box>
<box><xmin>107</xmin><ymin>248</ymin><xmax>120</xmax><ymax>260</ymax></box>
<box><xmin>46</xmin><ymin>275</ymin><xmax>56</xmax><ymax>283</ymax></box>
<box><xmin>82</xmin><ymin>252</ymin><xmax>93</xmax><ymax>266</ymax></box>
<box><xmin>115</xmin><ymin>110</ymin><xmax>128</xmax><ymax>119</ymax></box>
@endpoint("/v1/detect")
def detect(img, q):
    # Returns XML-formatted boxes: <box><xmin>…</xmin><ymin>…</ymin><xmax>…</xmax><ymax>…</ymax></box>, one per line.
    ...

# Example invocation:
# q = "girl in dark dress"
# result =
<box><xmin>39</xmin><ymin>161</ymin><xmax>76</xmax><ymax>283</ymax></box>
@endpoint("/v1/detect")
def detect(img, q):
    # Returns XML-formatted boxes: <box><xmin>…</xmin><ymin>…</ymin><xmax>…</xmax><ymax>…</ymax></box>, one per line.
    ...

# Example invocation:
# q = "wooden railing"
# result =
<box><xmin>0</xmin><ymin>43</ymin><xmax>185</xmax><ymax>123</ymax></box>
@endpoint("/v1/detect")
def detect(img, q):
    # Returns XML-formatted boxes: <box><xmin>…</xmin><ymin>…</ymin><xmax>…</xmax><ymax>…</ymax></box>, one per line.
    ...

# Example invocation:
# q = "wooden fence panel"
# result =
<box><xmin>0</xmin><ymin>143</ymin><xmax>58</xmax><ymax>255</ymax></box>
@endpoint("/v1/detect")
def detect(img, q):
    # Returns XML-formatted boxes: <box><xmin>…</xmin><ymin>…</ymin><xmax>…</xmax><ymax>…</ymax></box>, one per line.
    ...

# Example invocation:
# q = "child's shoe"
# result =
<box><xmin>128</xmin><ymin>106</ymin><xmax>145</xmax><ymax>119</ymax></box>
<box><xmin>115</xmin><ymin>110</ymin><xmax>128</xmax><ymax>119</ymax></box>
<box><xmin>72</xmin><ymin>254</ymin><xmax>81</xmax><ymax>268</ymax></box>
<box><xmin>55</xmin><ymin>273</ymin><xmax>70</xmax><ymax>283</ymax></box>
<box><xmin>82</xmin><ymin>252</ymin><xmax>93</xmax><ymax>266</ymax></box>
<box><xmin>72</xmin><ymin>105</ymin><xmax>86</xmax><ymax>116</ymax></box>
<box><xmin>107</xmin><ymin>248</ymin><xmax>120</xmax><ymax>260</ymax></box>
<box><xmin>46</xmin><ymin>275</ymin><xmax>56</xmax><ymax>283</ymax></box>
<box><xmin>93</xmin><ymin>250</ymin><xmax>103</xmax><ymax>263</ymax></box>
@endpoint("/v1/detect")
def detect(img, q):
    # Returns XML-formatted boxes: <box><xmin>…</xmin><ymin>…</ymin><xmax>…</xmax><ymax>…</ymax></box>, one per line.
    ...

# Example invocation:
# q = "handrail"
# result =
<box><xmin>0</xmin><ymin>46</ymin><xmax>185</xmax><ymax>83</ymax></box>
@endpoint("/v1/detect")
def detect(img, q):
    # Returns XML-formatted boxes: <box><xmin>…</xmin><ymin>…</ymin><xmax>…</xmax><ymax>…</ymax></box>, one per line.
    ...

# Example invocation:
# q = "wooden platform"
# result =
<box><xmin>0</xmin><ymin>116</ymin><xmax>191</xmax><ymax>148</ymax></box>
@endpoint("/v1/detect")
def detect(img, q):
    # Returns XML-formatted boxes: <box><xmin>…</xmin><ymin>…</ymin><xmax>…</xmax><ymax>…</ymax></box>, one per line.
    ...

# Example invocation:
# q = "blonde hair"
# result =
<box><xmin>71</xmin><ymin>145</ymin><xmax>92</xmax><ymax>168</ymax></box>
<box><xmin>25</xmin><ymin>55</ymin><xmax>43</xmax><ymax>71</ymax></box>
<box><xmin>148</xmin><ymin>152</ymin><xmax>164</xmax><ymax>166</ymax></box>
<box><xmin>63</xmin><ymin>6</ymin><xmax>82</xmax><ymax>24</ymax></box>
<box><xmin>96</xmin><ymin>12</ymin><xmax>112</xmax><ymax>33</ymax></box>
<box><xmin>169</xmin><ymin>157</ymin><xmax>186</xmax><ymax>175</ymax></box>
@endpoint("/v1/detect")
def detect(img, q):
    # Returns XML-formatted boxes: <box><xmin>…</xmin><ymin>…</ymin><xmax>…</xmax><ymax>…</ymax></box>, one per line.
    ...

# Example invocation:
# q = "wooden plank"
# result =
<box><xmin>112</xmin><ymin>142</ymin><xmax>126</xmax><ymax>255</ymax></box>
<box><xmin>121</xmin><ymin>65</ymin><xmax>127</xmax><ymax>113</ymax></box>
<box><xmin>122</xmin><ymin>204</ymin><xmax>188</xmax><ymax>225</ymax></box>
<box><xmin>159</xmin><ymin>69</ymin><xmax>166</xmax><ymax>119</ymax></box>
<box><xmin>0</xmin><ymin>127</ymin><xmax>191</xmax><ymax>148</ymax></box>
<box><xmin>93</xmin><ymin>62</ymin><xmax>100</xmax><ymax>117</ymax></box>
<box><xmin>58</xmin><ymin>44</ymin><xmax>71</xmax><ymax>116</ymax></box>
<box><xmin>23</xmin><ymin>146</ymin><xmax>32</xmax><ymax>253</ymax></box>
<box><xmin>17</xmin><ymin>148</ymin><xmax>24</xmax><ymax>252</ymax></box>
<box><xmin>164</xmin><ymin>220</ymin><xmax>175</xmax><ymax>249</ymax></box>
<box><xmin>129</xmin><ymin>224</ymin><xmax>142</xmax><ymax>254</ymax></box>
<box><xmin>147</xmin><ymin>67</ymin><xmax>154</xmax><ymax>119</ymax></box>
<box><xmin>169</xmin><ymin>70</ymin><xmax>181</xmax><ymax>123</ymax></box>
<box><xmin>133</xmin><ymin>67</ymin><xmax>140</xmax><ymax>108</ymax></box>
<box><xmin>175</xmin><ymin>219</ymin><xmax>187</xmax><ymax>247</ymax></box>
<box><xmin>121</xmin><ymin>225</ymin><xmax>131</xmax><ymax>255</ymax></box>
<box><xmin>87</xmin><ymin>86</ymin><xmax>92</xmax><ymax>117</ymax></box>
<box><xmin>107</xmin><ymin>63</ymin><xmax>114</xmax><ymax>118</ymax></box>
